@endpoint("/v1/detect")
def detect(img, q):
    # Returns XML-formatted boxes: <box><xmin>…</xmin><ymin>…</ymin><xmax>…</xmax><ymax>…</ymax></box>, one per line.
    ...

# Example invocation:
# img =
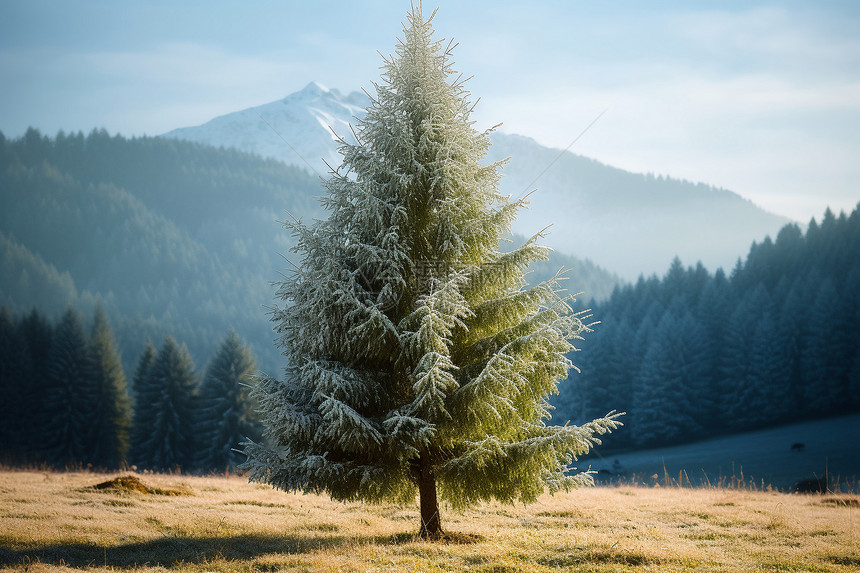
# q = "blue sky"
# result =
<box><xmin>2</xmin><ymin>1</ymin><xmax>859</xmax><ymax>222</ymax></box>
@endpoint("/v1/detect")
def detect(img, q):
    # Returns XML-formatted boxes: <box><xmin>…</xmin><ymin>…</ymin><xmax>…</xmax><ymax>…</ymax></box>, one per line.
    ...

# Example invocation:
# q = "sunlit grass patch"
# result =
<box><xmin>681</xmin><ymin>530</ymin><xmax>735</xmax><ymax>541</ymax></box>
<box><xmin>223</xmin><ymin>499</ymin><xmax>286</xmax><ymax>508</ymax></box>
<box><xmin>818</xmin><ymin>496</ymin><xmax>860</xmax><ymax>508</ymax></box>
<box><xmin>537</xmin><ymin>546</ymin><xmax>656</xmax><ymax>567</ymax></box>
<box><xmin>823</xmin><ymin>553</ymin><xmax>860</xmax><ymax>567</ymax></box>
<box><xmin>1</xmin><ymin>471</ymin><xmax>858</xmax><ymax>572</ymax></box>
<box><xmin>756</xmin><ymin>560</ymin><xmax>832</xmax><ymax>572</ymax></box>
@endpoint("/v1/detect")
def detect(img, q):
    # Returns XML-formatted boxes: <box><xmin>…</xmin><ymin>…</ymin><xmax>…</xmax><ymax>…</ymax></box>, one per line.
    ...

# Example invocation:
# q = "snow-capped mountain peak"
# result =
<box><xmin>295</xmin><ymin>80</ymin><xmax>330</xmax><ymax>98</ymax></box>
<box><xmin>162</xmin><ymin>82</ymin><xmax>369</xmax><ymax>173</ymax></box>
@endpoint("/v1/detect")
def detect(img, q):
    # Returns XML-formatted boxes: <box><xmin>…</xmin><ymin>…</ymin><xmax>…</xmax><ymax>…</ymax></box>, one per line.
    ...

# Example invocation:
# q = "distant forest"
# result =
<box><xmin>0</xmin><ymin>129</ymin><xmax>621</xmax><ymax>377</ymax></box>
<box><xmin>3</xmin><ymin>128</ymin><xmax>855</xmax><ymax>465</ymax></box>
<box><xmin>555</xmin><ymin>205</ymin><xmax>860</xmax><ymax>450</ymax></box>
<box><xmin>0</xmin><ymin>304</ymin><xmax>260</xmax><ymax>471</ymax></box>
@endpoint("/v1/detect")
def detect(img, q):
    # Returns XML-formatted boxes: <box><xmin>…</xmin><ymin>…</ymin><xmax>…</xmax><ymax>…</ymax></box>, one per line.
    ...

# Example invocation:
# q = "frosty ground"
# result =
<box><xmin>1</xmin><ymin>469</ymin><xmax>858</xmax><ymax>572</ymax></box>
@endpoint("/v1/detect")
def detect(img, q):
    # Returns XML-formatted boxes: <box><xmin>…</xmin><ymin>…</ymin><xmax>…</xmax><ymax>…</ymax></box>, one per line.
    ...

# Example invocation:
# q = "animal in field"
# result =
<box><xmin>793</xmin><ymin>477</ymin><xmax>827</xmax><ymax>494</ymax></box>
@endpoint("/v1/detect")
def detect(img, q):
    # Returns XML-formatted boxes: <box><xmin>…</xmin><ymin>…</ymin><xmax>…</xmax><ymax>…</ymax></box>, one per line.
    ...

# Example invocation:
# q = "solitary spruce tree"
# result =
<box><xmin>242</xmin><ymin>6</ymin><xmax>620</xmax><ymax>538</ymax></box>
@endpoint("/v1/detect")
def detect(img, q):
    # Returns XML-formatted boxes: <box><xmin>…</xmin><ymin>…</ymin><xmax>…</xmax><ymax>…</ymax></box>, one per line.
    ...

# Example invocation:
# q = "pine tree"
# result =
<box><xmin>132</xmin><ymin>337</ymin><xmax>197</xmax><ymax>471</ymax></box>
<box><xmin>197</xmin><ymin>330</ymin><xmax>259</xmax><ymax>471</ymax></box>
<box><xmin>625</xmin><ymin>298</ymin><xmax>665</xmax><ymax>444</ymax></box>
<box><xmin>845</xmin><ymin>266</ymin><xmax>860</xmax><ymax>411</ymax></box>
<box><xmin>632</xmin><ymin>305</ymin><xmax>705</xmax><ymax>446</ymax></box>
<box><xmin>0</xmin><ymin>307</ymin><xmax>27</xmax><ymax>458</ymax></box>
<box><xmin>131</xmin><ymin>340</ymin><xmax>157</xmax><ymax>395</ymax></box>
<box><xmin>748</xmin><ymin>307</ymin><xmax>793</xmax><ymax>426</ymax></box>
<box><xmin>43</xmin><ymin>307</ymin><xmax>93</xmax><ymax>466</ymax></box>
<box><xmin>720</xmin><ymin>286</ymin><xmax>762</xmax><ymax>432</ymax></box>
<box><xmin>693</xmin><ymin>268</ymin><xmax>732</xmax><ymax>431</ymax></box>
<box><xmin>803</xmin><ymin>278</ymin><xmax>850</xmax><ymax>415</ymax></box>
<box><xmin>563</xmin><ymin>313</ymin><xmax>635</xmax><ymax>451</ymax></box>
<box><xmin>129</xmin><ymin>340</ymin><xmax>156</xmax><ymax>466</ymax></box>
<box><xmin>16</xmin><ymin>308</ymin><xmax>53</xmax><ymax>458</ymax></box>
<box><xmin>87</xmin><ymin>307</ymin><xmax>131</xmax><ymax>468</ymax></box>
<box><xmin>777</xmin><ymin>277</ymin><xmax>807</xmax><ymax>418</ymax></box>
<box><xmin>242</xmin><ymin>6</ymin><xmax>620</xmax><ymax>538</ymax></box>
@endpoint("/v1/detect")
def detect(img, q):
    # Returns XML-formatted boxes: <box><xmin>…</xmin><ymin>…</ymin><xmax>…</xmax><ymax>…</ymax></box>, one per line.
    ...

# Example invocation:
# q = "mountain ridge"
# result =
<box><xmin>162</xmin><ymin>83</ymin><xmax>790</xmax><ymax>280</ymax></box>
<box><xmin>0</xmin><ymin>129</ymin><xmax>621</xmax><ymax>374</ymax></box>
<box><xmin>164</xmin><ymin>81</ymin><xmax>368</xmax><ymax>175</ymax></box>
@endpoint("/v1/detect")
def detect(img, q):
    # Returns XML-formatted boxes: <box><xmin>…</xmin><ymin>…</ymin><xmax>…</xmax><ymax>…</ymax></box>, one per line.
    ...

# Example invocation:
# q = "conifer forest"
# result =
<box><xmin>3</xmin><ymin>202</ymin><xmax>858</xmax><ymax>474</ymax></box>
<box><xmin>558</xmin><ymin>208</ymin><xmax>860</xmax><ymax>450</ymax></box>
<box><xmin>0</xmin><ymin>4</ymin><xmax>858</xmax><ymax>491</ymax></box>
<box><xmin>0</xmin><ymin>305</ymin><xmax>260</xmax><ymax>472</ymax></box>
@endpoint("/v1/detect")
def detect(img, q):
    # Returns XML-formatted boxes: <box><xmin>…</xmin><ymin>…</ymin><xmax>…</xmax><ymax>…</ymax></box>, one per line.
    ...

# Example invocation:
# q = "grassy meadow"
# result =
<box><xmin>0</xmin><ymin>469</ymin><xmax>858</xmax><ymax>572</ymax></box>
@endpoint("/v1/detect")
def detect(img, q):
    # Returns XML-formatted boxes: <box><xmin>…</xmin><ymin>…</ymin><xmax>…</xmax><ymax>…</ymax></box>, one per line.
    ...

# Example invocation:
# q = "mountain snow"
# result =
<box><xmin>163</xmin><ymin>82</ymin><xmax>369</xmax><ymax>175</ymax></box>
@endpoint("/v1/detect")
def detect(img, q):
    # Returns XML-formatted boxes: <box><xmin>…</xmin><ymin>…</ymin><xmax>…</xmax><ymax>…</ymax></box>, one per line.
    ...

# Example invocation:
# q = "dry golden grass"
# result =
<box><xmin>1</xmin><ymin>469</ymin><xmax>858</xmax><ymax>572</ymax></box>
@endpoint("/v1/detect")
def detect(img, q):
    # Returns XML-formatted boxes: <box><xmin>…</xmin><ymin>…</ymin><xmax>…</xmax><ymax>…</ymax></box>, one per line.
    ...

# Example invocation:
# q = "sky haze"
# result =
<box><xmin>2</xmin><ymin>0</ymin><xmax>858</xmax><ymax>222</ymax></box>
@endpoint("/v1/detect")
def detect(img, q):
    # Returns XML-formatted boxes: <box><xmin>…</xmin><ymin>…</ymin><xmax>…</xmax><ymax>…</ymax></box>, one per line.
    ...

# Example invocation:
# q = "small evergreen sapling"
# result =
<box><xmin>242</xmin><ymin>5</ymin><xmax>620</xmax><ymax>538</ymax></box>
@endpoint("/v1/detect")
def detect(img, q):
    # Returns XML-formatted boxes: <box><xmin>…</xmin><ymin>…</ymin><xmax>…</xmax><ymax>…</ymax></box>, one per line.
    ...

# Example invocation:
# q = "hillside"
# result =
<box><xmin>553</xmin><ymin>205</ymin><xmax>860</xmax><ymax>453</ymax></box>
<box><xmin>163</xmin><ymin>82</ymin><xmax>791</xmax><ymax>280</ymax></box>
<box><xmin>0</xmin><ymin>129</ymin><xmax>621</xmax><ymax>373</ymax></box>
<box><xmin>0</xmin><ymin>470</ymin><xmax>857</xmax><ymax>572</ymax></box>
<box><xmin>587</xmin><ymin>414</ymin><xmax>860</xmax><ymax>491</ymax></box>
<box><xmin>487</xmin><ymin>133</ymin><xmax>791</xmax><ymax>279</ymax></box>
<box><xmin>0</xmin><ymin>129</ymin><xmax>323</xmax><ymax>373</ymax></box>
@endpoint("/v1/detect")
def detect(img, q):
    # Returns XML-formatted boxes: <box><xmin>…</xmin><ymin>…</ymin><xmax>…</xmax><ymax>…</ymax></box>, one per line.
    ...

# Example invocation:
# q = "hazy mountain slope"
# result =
<box><xmin>162</xmin><ymin>83</ymin><xmax>790</xmax><ymax>280</ymax></box>
<box><xmin>0</xmin><ymin>230</ymin><xmax>80</xmax><ymax>316</ymax></box>
<box><xmin>552</xmin><ymin>205</ymin><xmax>860</xmax><ymax>452</ymax></box>
<box><xmin>0</xmin><ymin>130</ymin><xmax>326</xmax><ymax>373</ymax></box>
<box><xmin>489</xmin><ymin>133</ymin><xmax>791</xmax><ymax>279</ymax></box>
<box><xmin>507</xmin><ymin>234</ymin><xmax>621</xmax><ymax>304</ymax></box>
<box><xmin>0</xmin><ymin>130</ymin><xmax>620</xmax><ymax>376</ymax></box>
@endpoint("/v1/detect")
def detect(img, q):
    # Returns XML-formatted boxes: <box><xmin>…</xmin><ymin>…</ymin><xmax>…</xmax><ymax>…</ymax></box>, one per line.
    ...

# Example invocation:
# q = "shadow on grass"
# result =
<box><xmin>0</xmin><ymin>532</ymin><xmax>423</xmax><ymax>569</ymax></box>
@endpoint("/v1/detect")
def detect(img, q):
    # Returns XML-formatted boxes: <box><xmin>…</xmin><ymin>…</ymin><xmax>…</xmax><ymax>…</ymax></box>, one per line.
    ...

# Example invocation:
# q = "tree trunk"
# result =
<box><xmin>417</xmin><ymin>453</ymin><xmax>442</xmax><ymax>539</ymax></box>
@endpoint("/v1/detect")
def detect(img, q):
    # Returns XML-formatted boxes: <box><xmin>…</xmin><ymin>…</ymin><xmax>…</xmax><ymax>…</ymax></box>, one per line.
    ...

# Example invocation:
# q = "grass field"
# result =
<box><xmin>0</xmin><ymin>470</ymin><xmax>858</xmax><ymax>572</ymax></box>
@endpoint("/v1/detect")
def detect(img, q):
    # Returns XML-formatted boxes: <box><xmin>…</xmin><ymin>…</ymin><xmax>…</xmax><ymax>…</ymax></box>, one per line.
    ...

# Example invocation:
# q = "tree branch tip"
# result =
<box><xmin>321</xmin><ymin>157</ymin><xmax>338</xmax><ymax>174</ymax></box>
<box><xmin>483</xmin><ymin>122</ymin><xmax>503</xmax><ymax>136</ymax></box>
<box><xmin>520</xmin><ymin>189</ymin><xmax>538</xmax><ymax>203</ymax></box>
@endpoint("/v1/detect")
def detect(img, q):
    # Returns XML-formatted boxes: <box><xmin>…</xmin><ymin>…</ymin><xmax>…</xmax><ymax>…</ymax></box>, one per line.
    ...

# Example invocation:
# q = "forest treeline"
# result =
<box><xmin>5</xmin><ymin>128</ymin><xmax>855</xmax><ymax>461</ymax></box>
<box><xmin>0</xmin><ymin>128</ymin><xmax>322</xmax><ymax>374</ymax></box>
<box><xmin>555</xmin><ymin>204</ymin><xmax>860</xmax><ymax>450</ymax></box>
<box><xmin>0</xmin><ymin>305</ymin><xmax>260</xmax><ymax>471</ymax></box>
<box><xmin>0</xmin><ymin>128</ymin><xmax>621</xmax><ymax>375</ymax></box>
